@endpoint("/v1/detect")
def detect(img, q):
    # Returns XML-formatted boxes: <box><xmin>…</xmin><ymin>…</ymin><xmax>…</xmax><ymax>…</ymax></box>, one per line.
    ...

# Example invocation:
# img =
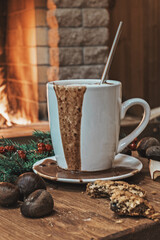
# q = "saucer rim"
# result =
<box><xmin>32</xmin><ymin>154</ymin><xmax>143</xmax><ymax>184</ymax></box>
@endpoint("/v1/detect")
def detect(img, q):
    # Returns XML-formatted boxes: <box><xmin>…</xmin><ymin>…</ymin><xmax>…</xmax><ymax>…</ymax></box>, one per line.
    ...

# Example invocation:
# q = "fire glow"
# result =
<box><xmin>0</xmin><ymin>81</ymin><xmax>31</xmax><ymax>128</ymax></box>
<box><xmin>0</xmin><ymin>84</ymin><xmax>12</xmax><ymax>127</ymax></box>
<box><xmin>0</xmin><ymin>0</ymin><xmax>39</xmax><ymax>128</ymax></box>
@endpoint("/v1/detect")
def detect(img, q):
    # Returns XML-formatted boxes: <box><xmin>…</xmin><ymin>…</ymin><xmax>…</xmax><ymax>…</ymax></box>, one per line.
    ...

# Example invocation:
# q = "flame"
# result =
<box><xmin>0</xmin><ymin>0</ymin><xmax>39</xmax><ymax>128</ymax></box>
<box><xmin>0</xmin><ymin>84</ymin><xmax>12</xmax><ymax>127</ymax></box>
<box><xmin>0</xmin><ymin>82</ymin><xmax>31</xmax><ymax>127</ymax></box>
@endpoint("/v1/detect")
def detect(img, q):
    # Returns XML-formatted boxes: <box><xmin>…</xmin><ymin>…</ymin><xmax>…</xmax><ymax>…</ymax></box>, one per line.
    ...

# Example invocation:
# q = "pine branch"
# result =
<box><xmin>0</xmin><ymin>137</ymin><xmax>17</xmax><ymax>146</ymax></box>
<box><xmin>0</xmin><ymin>130</ymin><xmax>54</xmax><ymax>183</ymax></box>
<box><xmin>33</xmin><ymin>130</ymin><xmax>52</xmax><ymax>144</ymax></box>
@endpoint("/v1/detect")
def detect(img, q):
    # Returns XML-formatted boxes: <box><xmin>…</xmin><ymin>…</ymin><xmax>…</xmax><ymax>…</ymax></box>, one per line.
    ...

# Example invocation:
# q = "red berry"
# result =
<box><xmin>5</xmin><ymin>145</ymin><xmax>16</xmax><ymax>152</ymax></box>
<box><xmin>0</xmin><ymin>146</ymin><xmax>5</xmax><ymax>154</ymax></box>
<box><xmin>37</xmin><ymin>142</ymin><xmax>45</xmax><ymax>148</ymax></box>
<box><xmin>45</xmin><ymin>144</ymin><xmax>53</xmax><ymax>151</ymax></box>
<box><xmin>18</xmin><ymin>150</ymin><xmax>26</xmax><ymax>160</ymax></box>
<box><xmin>37</xmin><ymin>142</ymin><xmax>46</xmax><ymax>153</ymax></box>
<box><xmin>129</xmin><ymin>142</ymin><xmax>137</xmax><ymax>151</ymax></box>
<box><xmin>37</xmin><ymin>148</ymin><xmax>43</xmax><ymax>154</ymax></box>
<box><xmin>38</xmin><ymin>142</ymin><xmax>46</xmax><ymax>149</ymax></box>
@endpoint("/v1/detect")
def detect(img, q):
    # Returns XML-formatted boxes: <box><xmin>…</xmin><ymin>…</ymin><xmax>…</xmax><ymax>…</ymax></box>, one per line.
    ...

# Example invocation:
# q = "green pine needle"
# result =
<box><xmin>0</xmin><ymin>130</ymin><xmax>54</xmax><ymax>183</ymax></box>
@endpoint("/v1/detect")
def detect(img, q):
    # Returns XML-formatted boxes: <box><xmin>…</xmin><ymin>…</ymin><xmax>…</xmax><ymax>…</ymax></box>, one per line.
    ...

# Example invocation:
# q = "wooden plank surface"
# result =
<box><xmin>0</xmin><ymin>121</ymin><xmax>49</xmax><ymax>138</ymax></box>
<box><xmin>0</xmin><ymin>152</ymin><xmax>160</xmax><ymax>240</ymax></box>
<box><xmin>109</xmin><ymin>0</ymin><xmax>160</xmax><ymax>112</ymax></box>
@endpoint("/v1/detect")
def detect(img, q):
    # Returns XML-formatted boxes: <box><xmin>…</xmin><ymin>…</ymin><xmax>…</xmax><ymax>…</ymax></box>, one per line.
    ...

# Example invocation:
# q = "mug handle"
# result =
<box><xmin>117</xmin><ymin>98</ymin><xmax>150</xmax><ymax>153</ymax></box>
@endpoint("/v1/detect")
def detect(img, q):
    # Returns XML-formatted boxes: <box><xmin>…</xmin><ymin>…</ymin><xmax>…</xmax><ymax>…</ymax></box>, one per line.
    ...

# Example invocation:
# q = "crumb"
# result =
<box><xmin>83</xmin><ymin>218</ymin><xmax>91</xmax><ymax>221</ymax></box>
<box><xmin>115</xmin><ymin>220</ymin><xmax>123</xmax><ymax>224</ymax></box>
<box><xmin>48</xmin><ymin>221</ymin><xmax>54</xmax><ymax>227</ymax></box>
<box><xmin>47</xmin><ymin>234</ymin><xmax>52</xmax><ymax>237</ymax></box>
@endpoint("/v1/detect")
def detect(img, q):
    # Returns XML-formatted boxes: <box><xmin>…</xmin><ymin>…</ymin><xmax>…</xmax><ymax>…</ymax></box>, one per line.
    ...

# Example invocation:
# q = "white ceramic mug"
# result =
<box><xmin>47</xmin><ymin>79</ymin><xmax>150</xmax><ymax>172</ymax></box>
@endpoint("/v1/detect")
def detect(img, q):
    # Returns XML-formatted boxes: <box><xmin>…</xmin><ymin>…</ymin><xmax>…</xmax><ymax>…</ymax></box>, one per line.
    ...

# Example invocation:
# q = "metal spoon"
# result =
<box><xmin>100</xmin><ymin>21</ymin><xmax>123</xmax><ymax>84</ymax></box>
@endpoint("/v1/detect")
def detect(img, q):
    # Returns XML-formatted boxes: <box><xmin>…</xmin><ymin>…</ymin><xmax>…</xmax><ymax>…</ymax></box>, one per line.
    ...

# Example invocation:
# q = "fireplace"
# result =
<box><xmin>0</xmin><ymin>0</ymin><xmax>109</xmax><ymax>130</ymax></box>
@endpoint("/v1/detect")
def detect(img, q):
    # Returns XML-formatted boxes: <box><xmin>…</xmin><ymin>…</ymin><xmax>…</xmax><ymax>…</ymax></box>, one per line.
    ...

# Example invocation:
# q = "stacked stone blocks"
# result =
<box><xmin>47</xmin><ymin>0</ymin><xmax>110</xmax><ymax>81</ymax></box>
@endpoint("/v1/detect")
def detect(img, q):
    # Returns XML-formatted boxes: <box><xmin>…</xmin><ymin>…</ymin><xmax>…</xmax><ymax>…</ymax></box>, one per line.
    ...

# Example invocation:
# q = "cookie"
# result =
<box><xmin>86</xmin><ymin>180</ymin><xmax>146</xmax><ymax>198</ymax></box>
<box><xmin>110</xmin><ymin>190</ymin><xmax>155</xmax><ymax>219</ymax></box>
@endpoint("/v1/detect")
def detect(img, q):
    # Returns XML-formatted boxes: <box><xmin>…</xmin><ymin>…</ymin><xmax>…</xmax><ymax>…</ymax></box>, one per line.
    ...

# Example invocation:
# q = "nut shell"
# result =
<box><xmin>20</xmin><ymin>189</ymin><xmax>54</xmax><ymax>218</ymax></box>
<box><xmin>136</xmin><ymin>137</ymin><xmax>160</xmax><ymax>157</ymax></box>
<box><xmin>146</xmin><ymin>146</ymin><xmax>160</xmax><ymax>161</ymax></box>
<box><xmin>16</xmin><ymin>172</ymin><xmax>46</xmax><ymax>200</ymax></box>
<box><xmin>0</xmin><ymin>182</ymin><xmax>19</xmax><ymax>207</ymax></box>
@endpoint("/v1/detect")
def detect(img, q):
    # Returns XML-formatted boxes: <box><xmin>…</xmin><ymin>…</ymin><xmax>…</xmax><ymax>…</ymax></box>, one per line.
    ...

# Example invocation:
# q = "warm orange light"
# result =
<box><xmin>0</xmin><ymin>84</ymin><xmax>12</xmax><ymax>127</ymax></box>
<box><xmin>0</xmin><ymin>0</ymin><xmax>38</xmax><ymax>127</ymax></box>
<box><xmin>0</xmin><ymin>81</ymin><xmax>31</xmax><ymax>126</ymax></box>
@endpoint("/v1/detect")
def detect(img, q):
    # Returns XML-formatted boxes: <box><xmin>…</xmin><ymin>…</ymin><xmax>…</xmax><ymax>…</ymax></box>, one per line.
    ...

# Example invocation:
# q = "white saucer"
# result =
<box><xmin>33</xmin><ymin>154</ymin><xmax>143</xmax><ymax>184</ymax></box>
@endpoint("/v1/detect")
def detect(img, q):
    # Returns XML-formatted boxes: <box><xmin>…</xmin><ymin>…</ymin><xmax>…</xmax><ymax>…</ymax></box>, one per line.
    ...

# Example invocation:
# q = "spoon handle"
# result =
<box><xmin>101</xmin><ymin>21</ymin><xmax>123</xmax><ymax>84</ymax></box>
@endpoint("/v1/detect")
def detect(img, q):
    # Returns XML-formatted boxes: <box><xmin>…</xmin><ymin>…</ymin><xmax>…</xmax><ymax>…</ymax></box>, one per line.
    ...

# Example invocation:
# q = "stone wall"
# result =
<box><xmin>34</xmin><ymin>0</ymin><xmax>49</xmax><ymax>120</ymax></box>
<box><xmin>1</xmin><ymin>0</ymin><xmax>110</xmax><ymax>122</ymax></box>
<box><xmin>47</xmin><ymin>0</ymin><xmax>110</xmax><ymax>81</ymax></box>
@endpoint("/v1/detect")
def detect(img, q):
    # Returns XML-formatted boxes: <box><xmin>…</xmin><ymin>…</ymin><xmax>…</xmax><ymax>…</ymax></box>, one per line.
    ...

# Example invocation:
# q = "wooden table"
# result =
<box><xmin>0</xmin><ymin>153</ymin><xmax>160</xmax><ymax>240</ymax></box>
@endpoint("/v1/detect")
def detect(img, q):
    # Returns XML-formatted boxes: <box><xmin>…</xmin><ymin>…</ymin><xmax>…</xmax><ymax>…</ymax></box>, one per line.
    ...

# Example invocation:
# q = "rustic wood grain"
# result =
<box><xmin>109</xmin><ymin>0</ymin><xmax>160</xmax><ymax>113</ymax></box>
<box><xmin>0</xmin><ymin>152</ymin><xmax>160</xmax><ymax>240</ymax></box>
<box><xmin>0</xmin><ymin>121</ymin><xmax>49</xmax><ymax>138</ymax></box>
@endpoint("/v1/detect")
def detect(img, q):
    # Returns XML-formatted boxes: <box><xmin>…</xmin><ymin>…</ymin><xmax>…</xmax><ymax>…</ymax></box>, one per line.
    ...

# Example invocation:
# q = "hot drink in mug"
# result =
<box><xmin>47</xmin><ymin>79</ymin><xmax>150</xmax><ymax>172</ymax></box>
